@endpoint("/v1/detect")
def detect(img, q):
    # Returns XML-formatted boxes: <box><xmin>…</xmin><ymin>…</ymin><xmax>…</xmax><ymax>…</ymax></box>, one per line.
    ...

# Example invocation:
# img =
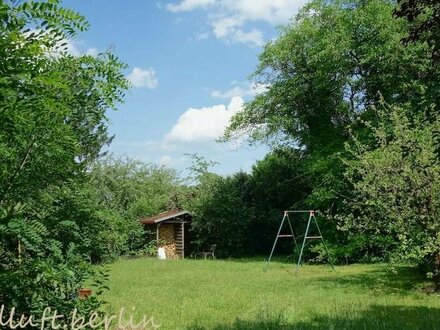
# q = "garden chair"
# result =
<box><xmin>201</xmin><ymin>244</ymin><xmax>216</xmax><ymax>259</ymax></box>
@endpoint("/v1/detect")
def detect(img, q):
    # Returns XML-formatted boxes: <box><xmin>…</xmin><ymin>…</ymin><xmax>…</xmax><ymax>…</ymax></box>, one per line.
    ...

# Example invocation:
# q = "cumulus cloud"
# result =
<box><xmin>166</xmin><ymin>0</ymin><xmax>307</xmax><ymax>46</ymax></box>
<box><xmin>211</xmin><ymin>82</ymin><xmax>268</xmax><ymax>99</ymax></box>
<box><xmin>165</xmin><ymin>96</ymin><xmax>243</xmax><ymax>143</ymax></box>
<box><xmin>64</xmin><ymin>39</ymin><xmax>81</xmax><ymax>56</ymax></box>
<box><xmin>127</xmin><ymin>67</ymin><xmax>158</xmax><ymax>89</ymax></box>
<box><xmin>166</xmin><ymin>0</ymin><xmax>216</xmax><ymax>12</ymax></box>
<box><xmin>220</xmin><ymin>0</ymin><xmax>304</xmax><ymax>25</ymax></box>
<box><xmin>211</xmin><ymin>16</ymin><xmax>264</xmax><ymax>46</ymax></box>
<box><xmin>233</xmin><ymin>28</ymin><xmax>264</xmax><ymax>46</ymax></box>
<box><xmin>211</xmin><ymin>16</ymin><xmax>242</xmax><ymax>38</ymax></box>
<box><xmin>52</xmin><ymin>38</ymin><xmax>100</xmax><ymax>58</ymax></box>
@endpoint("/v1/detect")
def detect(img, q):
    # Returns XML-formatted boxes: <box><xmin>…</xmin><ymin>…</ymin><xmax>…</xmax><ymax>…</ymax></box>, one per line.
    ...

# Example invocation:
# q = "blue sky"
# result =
<box><xmin>63</xmin><ymin>0</ymin><xmax>307</xmax><ymax>176</ymax></box>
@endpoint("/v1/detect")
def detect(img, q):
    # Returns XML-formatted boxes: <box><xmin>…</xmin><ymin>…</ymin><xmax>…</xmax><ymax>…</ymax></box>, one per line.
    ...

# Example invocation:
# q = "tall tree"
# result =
<box><xmin>0</xmin><ymin>0</ymin><xmax>129</xmax><ymax>324</ymax></box>
<box><xmin>224</xmin><ymin>0</ymin><xmax>436</xmax><ymax>210</ymax></box>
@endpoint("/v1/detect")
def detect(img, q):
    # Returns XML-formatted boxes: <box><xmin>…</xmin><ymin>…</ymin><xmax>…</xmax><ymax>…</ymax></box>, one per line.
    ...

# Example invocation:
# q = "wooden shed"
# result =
<box><xmin>140</xmin><ymin>210</ymin><xmax>192</xmax><ymax>259</ymax></box>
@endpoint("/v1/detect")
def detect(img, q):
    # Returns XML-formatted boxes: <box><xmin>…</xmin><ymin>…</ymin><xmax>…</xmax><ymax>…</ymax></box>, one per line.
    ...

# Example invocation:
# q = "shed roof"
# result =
<box><xmin>140</xmin><ymin>210</ymin><xmax>191</xmax><ymax>225</ymax></box>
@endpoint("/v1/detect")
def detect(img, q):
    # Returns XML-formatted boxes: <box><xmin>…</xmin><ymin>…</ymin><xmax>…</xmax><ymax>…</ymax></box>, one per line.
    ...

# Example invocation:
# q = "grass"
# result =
<box><xmin>101</xmin><ymin>257</ymin><xmax>440</xmax><ymax>329</ymax></box>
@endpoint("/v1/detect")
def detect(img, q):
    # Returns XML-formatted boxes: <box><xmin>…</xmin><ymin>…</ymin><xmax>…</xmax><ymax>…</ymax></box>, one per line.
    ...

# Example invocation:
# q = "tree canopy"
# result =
<box><xmin>0</xmin><ymin>0</ymin><xmax>129</xmax><ymax>323</ymax></box>
<box><xmin>221</xmin><ymin>0</ymin><xmax>440</xmax><ymax>286</ymax></box>
<box><xmin>225</xmin><ymin>0</ymin><xmax>434</xmax><ymax>151</ymax></box>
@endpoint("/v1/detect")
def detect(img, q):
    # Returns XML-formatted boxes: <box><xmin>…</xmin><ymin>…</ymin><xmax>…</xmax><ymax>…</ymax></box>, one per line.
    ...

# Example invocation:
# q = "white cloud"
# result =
<box><xmin>211</xmin><ymin>82</ymin><xmax>268</xmax><ymax>99</ymax></box>
<box><xmin>166</xmin><ymin>0</ymin><xmax>216</xmax><ymax>12</ymax></box>
<box><xmin>211</xmin><ymin>16</ymin><xmax>264</xmax><ymax>46</ymax></box>
<box><xmin>166</xmin><ymin>0</ymin><xmax>307</xmax><ymax>46</ymax></box>
<box><xmin>127</xmin><ymin>67</ymin><xmax>158</xmax><ymax>89</ymax></box>
<box><xmin>165</xmin><ymin>96</ymin><xmax>243</xmax><ymax>143</ymax></box>
<box><xmin>220</xmin><ymin>0</ymin><xmax>304</xmax><ymax>25</ymax></box>
<box><xmin>158</xmin><ymin>155</ymin><xmax>186</xmax><ymax>167</ymax></box>
<box><xmin>57</xmin><ymin>37</ymin><xmax>99</xmax><ymax>57</ymax></box>
<box><xmin>211</xmin><ymin>16</ymin><xmax>243</xmax><ymax>38</ymax></box>
<box><xmin>65</xmin><ymin>39</ymin><xmax>81</xmax><ymax>56</ymax></box>
<box><xmin>233</xmin><ymin>28</ymin><xmax>264</xmax><ymax>46</ymax></box>
<box><xmin>85</xmin><ymin>47</ymin><xmax>99</xmax><ymax>57</ymax></box>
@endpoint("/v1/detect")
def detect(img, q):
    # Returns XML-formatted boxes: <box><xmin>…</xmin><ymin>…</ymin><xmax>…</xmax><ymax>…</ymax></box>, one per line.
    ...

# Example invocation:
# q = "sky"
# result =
<box><xmin>62</xmin><ymin>0</ymin><xmax>308</xmax><ymax>176</ymax></box>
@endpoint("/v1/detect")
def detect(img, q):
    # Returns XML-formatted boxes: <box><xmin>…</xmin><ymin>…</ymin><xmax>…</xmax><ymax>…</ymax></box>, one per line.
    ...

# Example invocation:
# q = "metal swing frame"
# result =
<box><xmin>265</xmin><ymin>210</ymin><xmax>335</xmax><ymax>271</ymax></box>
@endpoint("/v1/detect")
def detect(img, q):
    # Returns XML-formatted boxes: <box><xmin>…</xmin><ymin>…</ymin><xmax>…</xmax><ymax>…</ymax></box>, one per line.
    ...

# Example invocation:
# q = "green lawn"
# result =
<box><xmin>101</xmin><ymin>258</ymin><xmax>440</xmax><ymax>329</ymax></box>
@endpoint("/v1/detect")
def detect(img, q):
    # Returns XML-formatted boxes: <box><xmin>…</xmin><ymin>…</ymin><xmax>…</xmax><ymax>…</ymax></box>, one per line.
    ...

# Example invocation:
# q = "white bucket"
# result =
<box><xmin>157</xmin><ymin>247</ymin><xmax>166</xmax><ymax>260</ymax></box>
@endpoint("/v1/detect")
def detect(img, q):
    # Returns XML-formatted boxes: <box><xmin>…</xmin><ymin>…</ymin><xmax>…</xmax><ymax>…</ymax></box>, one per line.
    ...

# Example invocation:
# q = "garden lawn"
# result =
<box><xmin>101</xmin><ymin>258</ymin><xmax>440</xmax><ymax>329</ymax></box>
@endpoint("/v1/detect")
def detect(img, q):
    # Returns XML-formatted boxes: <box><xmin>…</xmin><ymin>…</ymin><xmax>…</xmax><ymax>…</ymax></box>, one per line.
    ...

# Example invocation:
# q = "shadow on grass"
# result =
<box><xmin>310</xmin><ymin>265</ymin><xmax>425</xmax><ymax>293</ymax></box>
<box><xmin>219</xmin><ymin>258</ymin><xmax>426</xmax><ymax>294</ymax></box>
<box><xmin>190</xmin><ymin>257</ymin><xmax>428</xmax><ymax>294</ymax></box>
<box><xmin>220</xmin><ymin>258</ymin><xmax>426</xmax><ymax>293</ymax></box>
<box><xmin>188</xmin><ymin>255</ymin><xmax>297</xmax><ymax>264</ymax></box>
<box><xmin>187</xmin><ymin>305</ymin><xmax>440</xmax><ymax>330</ymax></box>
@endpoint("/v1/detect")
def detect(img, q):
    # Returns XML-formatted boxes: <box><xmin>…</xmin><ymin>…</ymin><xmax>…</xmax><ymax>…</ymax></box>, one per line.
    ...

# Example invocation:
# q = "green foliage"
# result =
<box><xmin>339</xmin><ymin>103</ymin><xmax>440</xmax><ymax>286</ymax></box>
<box><xmin>310</xmin><ymin>235</ymin><xmax>395</xmax><ymax>264</ymax></box>
<box><xmin>185</xmin><ymin>153</ymin><xmax>220</xmax><ymax>183</ymax></box>
<box><xmin>217</xmin><ymin>0</ymin><xmax>440</xmax><ymax>278</ymax></box>
<box><xmin>246</xmin><ymin>148</ymin><xmax>311</xmax><ymax>254</ymax></box>
<box><xmin>224</xmin><ymin>0</ymin><xmax>437</xmax><ymax>213</ymax></box>
<box><xmin>89</xmin><ymin>155</ymin><xmax>183</xmax><ymax>255</ymax></box>
<box><xmin>0</xmin><ymin>205</ymin><xmax>109</xmax><ymax>328</ymax></box>
<box><xmin>394</xmin><ymin>0</ymin><xmax>440</xmax><ymax>59</ymax></box>
<box><xmin>0</xmin><ymin>0</ymin><xmax>129</xmax><ymax>324</ymax></box>
<box><xmin>185</xmin><ymin>171</ymin><xmax>253</xmax><ymax>257</ymax></box>
<box><xmin>225</xmin><ymin>0</ymin><xmax>432</xmax><ymax>146</ymax></box>
<box><xmin>185</xmin><ymin>148</ymin><xmax>314</xmax><ymax>256</ymax></box>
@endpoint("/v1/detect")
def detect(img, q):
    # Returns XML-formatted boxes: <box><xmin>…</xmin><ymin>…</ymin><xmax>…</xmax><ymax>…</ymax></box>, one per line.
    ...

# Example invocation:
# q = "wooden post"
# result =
<box><xmin>182</xmin><ymin>223</ymin><xmax>185</xmax><ymax>259</ymax></box>
<box><xmin>156</xmin><ymin>223</ymin><xmax>160</xmax><ymax>247</ymax></box>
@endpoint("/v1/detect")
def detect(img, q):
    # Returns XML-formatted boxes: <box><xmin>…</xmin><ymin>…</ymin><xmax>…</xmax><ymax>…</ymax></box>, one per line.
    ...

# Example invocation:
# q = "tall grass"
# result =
<box><xmin>101</xmin><ymin>258</ymin><xmax>440</xmax><ymax>329</ymax></box>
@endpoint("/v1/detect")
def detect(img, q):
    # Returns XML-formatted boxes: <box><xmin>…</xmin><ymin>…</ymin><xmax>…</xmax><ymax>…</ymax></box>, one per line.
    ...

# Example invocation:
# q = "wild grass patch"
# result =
<box><xmin>102</xmin><ymin>258</ymin><xmax>440</xmax><ymax>329</ymax></box>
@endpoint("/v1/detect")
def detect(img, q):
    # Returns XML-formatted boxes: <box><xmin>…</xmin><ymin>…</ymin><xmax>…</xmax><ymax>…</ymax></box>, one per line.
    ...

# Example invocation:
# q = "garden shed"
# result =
<box><xmin>140</xmin><ymin>210</ymin><xmax>192</xmax><ymax>259</ymax></box>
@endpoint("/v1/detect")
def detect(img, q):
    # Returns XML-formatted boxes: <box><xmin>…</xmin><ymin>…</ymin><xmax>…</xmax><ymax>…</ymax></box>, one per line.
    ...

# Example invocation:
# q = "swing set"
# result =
<box><xmin>264</xmin><ymin>210</ymin><xmax>335</xmax><ymax>271</ymax></box>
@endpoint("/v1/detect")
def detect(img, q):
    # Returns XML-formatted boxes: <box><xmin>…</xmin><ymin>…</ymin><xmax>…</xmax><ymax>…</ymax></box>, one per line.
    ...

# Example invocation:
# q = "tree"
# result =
<box><xmin>89</xmin><ymin>155</ymin><xmax>183</xmax><ymax>255</ymax></box>
<box><xmin>0</xmin><ymin>0</ymin><xmax>128</xmax><ymax>324</ymax></box>
<box><xmin>224</xmin><ymin>0</ymin><xmax>436</xmax><ymax>211</ymax></box>
<box><xmin>247</xmin><ymin>148</ymin><xmax>311</xmax><ymax>254</ymax></box>
<box><xmin>185</xmin><ymin>171</ymin><xmax>254</xmax><ymax>257</ymax></box>
<box><xmin>340</xmin><ymin>103</ymin><xmax>440</xmax><ymax>288</ymax></box>
<box><xmin>183</xmin><ymin>149</ymin><xmax>311</xmax><ymax>256</ymax></box>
